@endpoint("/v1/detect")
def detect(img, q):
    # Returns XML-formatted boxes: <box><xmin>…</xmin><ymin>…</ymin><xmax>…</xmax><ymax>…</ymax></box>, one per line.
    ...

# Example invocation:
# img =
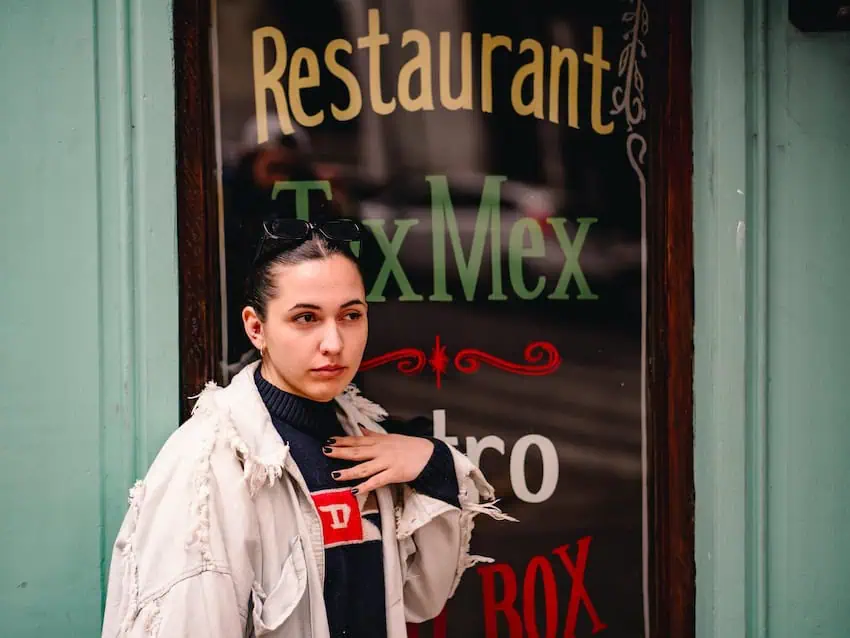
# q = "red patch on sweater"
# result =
<box><xmin>312</xmin><ymin>488</ymin><xmax>364</xmax><ymax>548</ymax></box>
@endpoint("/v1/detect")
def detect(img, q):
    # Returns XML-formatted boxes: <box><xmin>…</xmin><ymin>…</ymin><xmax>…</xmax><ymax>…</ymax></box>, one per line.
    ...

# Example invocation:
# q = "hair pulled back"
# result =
<box><xmin>246</xmin><ymin>237</ymin><xmax>363</xmax><ymax>322</ymax></box>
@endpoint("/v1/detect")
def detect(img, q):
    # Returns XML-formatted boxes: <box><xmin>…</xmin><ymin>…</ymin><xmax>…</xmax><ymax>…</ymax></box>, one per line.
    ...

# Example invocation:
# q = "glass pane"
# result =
<box><xmin>210</xmin><ymin>0</ymin><xmax>650</xmax><ymax>634</ymax></box>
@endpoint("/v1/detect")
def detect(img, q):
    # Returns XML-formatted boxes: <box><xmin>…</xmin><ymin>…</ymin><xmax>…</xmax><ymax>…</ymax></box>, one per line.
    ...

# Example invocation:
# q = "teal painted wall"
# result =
<box><xmin>694</xmin><ymin>0</ymin><xmax>850</xmax><ymax>636</ymax></box>
<box><xmin>0</xmin><ymin>1</ymin><xmax>178</xmax><ymax>635</ymax></box>
<box><xmin>765</xmin><ymin>1</ymin><xmax>850</xmax><ymax>634</ymax></box>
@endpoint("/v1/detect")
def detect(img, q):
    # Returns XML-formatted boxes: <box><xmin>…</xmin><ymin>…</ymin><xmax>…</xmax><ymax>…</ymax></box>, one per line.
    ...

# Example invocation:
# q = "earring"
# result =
<box><xmin>259</xmin><ymin>344</ymin><xmax>266</xmax><ymax>358</ymax></box>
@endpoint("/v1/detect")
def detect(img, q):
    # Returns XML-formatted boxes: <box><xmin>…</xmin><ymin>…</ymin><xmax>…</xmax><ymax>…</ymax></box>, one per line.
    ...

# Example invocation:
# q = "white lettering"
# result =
<box><xmin>510</xmin><ymin>434</ymin><xmax>559</xmax><ymax>503</ymax></box>
<box><xmin>465</xmin><ymin>435</ymin><xmax>505</xmax><ymax>467</ymax></box>
<box><xmin>432</xmin><ymin>409</ymin><xmax>560</xmax><ymax>504</ymax></box>
<box><xmin>319</xmin><ymin>503</ymin><xmax>352</xmax><ymax>529</ymax></box>
<box><xmin>432</xmin><ymin>409</ymin><xmax>458</xmax><ymax>446</ymax></box>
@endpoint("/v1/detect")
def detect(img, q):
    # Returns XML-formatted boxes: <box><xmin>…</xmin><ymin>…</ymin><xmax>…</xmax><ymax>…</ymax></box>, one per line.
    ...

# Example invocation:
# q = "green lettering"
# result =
<box><xmin>363</xmin><ymin>219</ymin><xmax>423</xmax><ymax>302</ymax></box>
<box><xmin>427</xmin><ymin>175</ymin><xmax>507</xmax><ymax>302</ymax></box>
<box><xmin>270</xmin><ymin>180</ymin><xmax>363</xmax><ymax>255</ymax></box>
<box><xmin>547</xmin><ymin>217</ymin><xmax>598</xmax><ymax>300</ymax></box>
<box><xmin>508</xmin><ymin>218</ymin><xmax>546</xmax><ymax>299</ymax></box>
<box><xmin>271</xmin><ymin>180</ymin><xmax>333</xmax><ymax>221</ymax></box>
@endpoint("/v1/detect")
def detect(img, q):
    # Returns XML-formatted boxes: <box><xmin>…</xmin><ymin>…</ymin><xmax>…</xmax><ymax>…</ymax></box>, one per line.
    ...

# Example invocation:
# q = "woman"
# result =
<box><xmin>101</xmin><ymin>216</ymin><xmax>513</xmax><ymax>637</ymax></box>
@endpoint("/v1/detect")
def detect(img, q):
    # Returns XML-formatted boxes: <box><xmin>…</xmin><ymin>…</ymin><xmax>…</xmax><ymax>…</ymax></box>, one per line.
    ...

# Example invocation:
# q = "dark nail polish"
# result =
<box><xmin>351</xmin><ymin>488</ymin><xmax>359</xmax><ymax>495</ymax></box>
<box><xmin>332</xmin><ymin>471</ymin><xmax>341</xmax><ymax>479</ymax></box>
<box><xmin>323</xmin><ymin>446</ymin><xmax>332</xmax><ymax>454</ymax></box>
<box><xmin>325</xmin><ymin>437</ymin><xmax>337</xmax><ymax>445</ymax></box>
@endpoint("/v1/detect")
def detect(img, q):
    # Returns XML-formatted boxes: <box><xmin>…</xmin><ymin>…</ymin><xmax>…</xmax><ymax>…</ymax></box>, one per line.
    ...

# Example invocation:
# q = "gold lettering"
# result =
<box><xmin>252</xmin><ymin>27</ymin><xmax>292</xmax><ymax>140</ymax></box>
<box><xmin>251</xmin><ymin>22</ymin><xmax>613</xmax><ymax>136</ymax></box>
<box><xmin>398</xmin><ymin>30</ymin><xmax>434</xmax><ymax>112</ymax></box>
<box><xmin>357</xmin><ymin>9</ymin><xmax>396</xmax><ymax>115</ymax></box>
<box><xmin>289</xmin><ymin>48</ymin><xmax>324</xmax><ymax>128</ymax></box>
<box><xmin>325</xmin><ymin>39</ymin><xmax>363</xmax><ymax>121</ymax></box>
<box><xmin>439</xmin><ymin>31</ymin><xmax>472</xmax><ymax>111</ymax></box>
<box><xmin>510</xmin><ymin>38</ymin><xmax>545</xmax><ymax>119</ymax></box>
<box><xmin>481</xmin><ymin>34</ymin><xmax>512</xmax><ymax>114</ymax></box>
<box><xmin>549</xmin><ymin>45</ymin><xmax>580</xmax><ymax>127</ymax></box>
<box><xmin>583</xmin><ymin>26</ymin><xmax>614</xmax><ymax>135</ymax></box>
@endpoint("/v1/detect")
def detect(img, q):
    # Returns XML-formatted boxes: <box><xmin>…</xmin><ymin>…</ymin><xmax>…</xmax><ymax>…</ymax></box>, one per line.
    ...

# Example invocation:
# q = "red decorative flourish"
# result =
<box><xmin>454</xmin><ymin>341</ymin><xmax>562</xmax><ymax>376</ymax></box>
<box><xmin>359</xmin><ymin>337</ymin><xmax>561</xmax><ymax>387</ymax></box>
<box><xmin>359</xmin><ymin>348</ymin><xmax>427</xmax><ymax>375</ymax></box>
<box><xmin>429</xmin><ymin>335</ymin><xmax>450</xmax><ymax>389</ymax></box>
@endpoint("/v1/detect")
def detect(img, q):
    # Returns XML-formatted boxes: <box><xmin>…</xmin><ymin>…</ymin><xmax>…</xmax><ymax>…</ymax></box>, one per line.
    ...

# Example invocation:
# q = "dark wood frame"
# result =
<box><xmin>172</xmin><ymin>0</ymin><xmax>695</xmax><ymax>635</ymax></box>
<box><xmin>174</xmin><ymin>0</ymin><xmax>220</xmax><ymax>419</ymax></box>
<box><xmin>644</xmin><ymin>0</ymin><xmax>695</xmax><ymax>636</ymax></box>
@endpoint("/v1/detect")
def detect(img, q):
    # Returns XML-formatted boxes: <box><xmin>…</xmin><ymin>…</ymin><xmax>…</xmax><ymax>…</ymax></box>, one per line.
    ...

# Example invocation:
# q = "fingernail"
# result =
<box><xmin>324</xmin><ymin>438</ymin><xmax>336</xmax><ymax>445</ymax></box>
<box><xmin>332</xmin><ymin>471</ymin><xmax>341</xmax><ymax>479</ymax></box>
<box><xmin>351</xmin><ymin>488</ymin><xmax>359</xmax><ymax>495</ymax></box>
<box><xmin>323</xmin><ymin>446</ymin><xmax>332</xmax><ymax>454</ymax></box>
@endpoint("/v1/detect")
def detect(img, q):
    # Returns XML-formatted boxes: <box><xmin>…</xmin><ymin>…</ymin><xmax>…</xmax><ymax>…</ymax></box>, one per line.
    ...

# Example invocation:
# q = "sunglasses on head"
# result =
<box><xmin>262</xmin><ymin>218</ymin><xmax>362</xmax><ymax>242</ymax></box>
<box><xmin>253</xmin><ymin>217</ymin><xmax>363</xmax><ymax>265</ymax></box>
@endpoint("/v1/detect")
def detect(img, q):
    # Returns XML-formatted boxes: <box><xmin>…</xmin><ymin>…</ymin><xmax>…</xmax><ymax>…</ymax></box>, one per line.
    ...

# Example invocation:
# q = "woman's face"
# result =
<box><xmin>243</xmin><ymin>254</ymin><xmax>368</xmax><ymax>402</ymax></box>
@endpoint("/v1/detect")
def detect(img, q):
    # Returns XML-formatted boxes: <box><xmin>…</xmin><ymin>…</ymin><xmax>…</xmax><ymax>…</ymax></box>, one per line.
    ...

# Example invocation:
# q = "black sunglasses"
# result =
<box><xmin>253</xmin><ymin>218</ymin><xmax>363</xmax><ymax>265</ymax></box>
<box><xmin>262</xmin><ymin>218</ymin><xmax>362</xmax><ymax>242</ymax></box>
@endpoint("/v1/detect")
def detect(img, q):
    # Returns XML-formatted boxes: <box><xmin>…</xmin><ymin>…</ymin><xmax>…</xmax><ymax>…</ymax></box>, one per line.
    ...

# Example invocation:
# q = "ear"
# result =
<box><xmin>242</xmin><ymin>306</ymin><xmax>264</xmax><ymax>349</ymax></box>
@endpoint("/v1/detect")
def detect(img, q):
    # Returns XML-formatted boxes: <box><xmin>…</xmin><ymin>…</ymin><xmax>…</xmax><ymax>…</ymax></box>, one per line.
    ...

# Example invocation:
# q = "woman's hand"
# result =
<box><xmin>323</xmin><ymin>427</ymin><xmax>434</xmax><ymax>495</ymax></box>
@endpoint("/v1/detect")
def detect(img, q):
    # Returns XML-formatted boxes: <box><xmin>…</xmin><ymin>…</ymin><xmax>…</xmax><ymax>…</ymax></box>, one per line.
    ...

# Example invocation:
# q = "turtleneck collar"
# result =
<box><xmin>253</xmin><ymin>365</ymin><xmax>342</xmax><ymax>440</ymax></box>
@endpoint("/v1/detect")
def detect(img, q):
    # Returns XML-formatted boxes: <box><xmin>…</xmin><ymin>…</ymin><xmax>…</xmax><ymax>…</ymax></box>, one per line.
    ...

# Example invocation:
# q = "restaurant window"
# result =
<box><xmin>174</xmin><ymin>0</ymin><xmax>694</xmax><ymax>636</ymax></box>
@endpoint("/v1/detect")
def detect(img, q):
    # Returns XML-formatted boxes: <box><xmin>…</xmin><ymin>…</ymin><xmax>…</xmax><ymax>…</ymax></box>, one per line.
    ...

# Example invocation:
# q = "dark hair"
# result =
<box><xmin>245</xmin><ymin>237</ymin><xmax>363</xmax><ymax>322</ymax></box>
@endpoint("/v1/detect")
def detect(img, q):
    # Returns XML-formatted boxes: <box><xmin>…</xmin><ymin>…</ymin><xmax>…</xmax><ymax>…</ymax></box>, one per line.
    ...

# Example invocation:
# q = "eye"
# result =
<box><xmin>293</xmin><ymin>312</ymin><xmax>318</xmax><ymax>324</ymax></box>
<box><xmin>342</xmin><ymin>310</ymin><xmax>364</xmax><ymax>321</ymax></box>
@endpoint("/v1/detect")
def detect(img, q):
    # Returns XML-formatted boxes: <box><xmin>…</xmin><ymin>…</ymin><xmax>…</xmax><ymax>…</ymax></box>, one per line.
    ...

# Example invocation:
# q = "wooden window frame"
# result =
<box><xmin>172</xmin><ymin>1</ymin><xmax>695</xmax><ymax>635</ymax></box>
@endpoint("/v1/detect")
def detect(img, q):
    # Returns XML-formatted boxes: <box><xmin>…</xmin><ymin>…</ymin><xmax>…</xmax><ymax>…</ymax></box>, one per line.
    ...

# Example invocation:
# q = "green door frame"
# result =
<box><xmin>693</xmin><ymin>0</ymin><xmax>769</xmax><ymax>635</ymax></box>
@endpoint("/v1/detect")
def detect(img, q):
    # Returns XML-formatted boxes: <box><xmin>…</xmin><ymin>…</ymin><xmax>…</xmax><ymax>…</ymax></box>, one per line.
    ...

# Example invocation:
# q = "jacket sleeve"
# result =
<box><xmin>100</xmin><ymin>419</ymin><xmax>257</xmax><ymax>638</ymax></box>
<box><xmin>395</xmin><ymin>445</ymin><xmax>517</xmax><ymax>624</ymax></box>
<box><xmin>101</xmin><ymin>563</ymin><xmax>244</xmax><ymax>638</ymax></box>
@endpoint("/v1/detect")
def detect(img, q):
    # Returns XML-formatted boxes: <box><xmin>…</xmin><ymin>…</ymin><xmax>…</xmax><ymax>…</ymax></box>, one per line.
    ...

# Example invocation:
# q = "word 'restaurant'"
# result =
<box><xmin>253</xmin><ymin>9</ymin><xmax>614</xmax><ymax>142</ymax></box>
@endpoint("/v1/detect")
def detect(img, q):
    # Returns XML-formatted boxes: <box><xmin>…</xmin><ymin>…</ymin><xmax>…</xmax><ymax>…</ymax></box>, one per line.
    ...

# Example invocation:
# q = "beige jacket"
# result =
<box><xmin>101</xmin><ymin>362</ymin><xmax>513</xmax><ymax>637</ymax></box>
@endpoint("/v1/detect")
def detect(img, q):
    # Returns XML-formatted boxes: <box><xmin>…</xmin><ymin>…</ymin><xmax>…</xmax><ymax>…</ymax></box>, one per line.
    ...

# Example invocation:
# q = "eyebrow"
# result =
<box><xmin>288</xmin><ymin>299</ymin><xmax>366</xmax><ymax>311</ymax></box>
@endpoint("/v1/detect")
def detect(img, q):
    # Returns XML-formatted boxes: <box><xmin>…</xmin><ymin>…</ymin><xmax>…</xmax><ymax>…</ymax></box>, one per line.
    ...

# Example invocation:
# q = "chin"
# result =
<box><xmin>304</xmin><ymin>378</ymin><xmax>350</xmax><ymax>403</ymax></box>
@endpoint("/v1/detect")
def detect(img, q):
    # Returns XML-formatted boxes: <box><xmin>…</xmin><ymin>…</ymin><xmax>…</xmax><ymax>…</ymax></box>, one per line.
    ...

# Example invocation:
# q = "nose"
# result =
<box><xmin>319</xmin><ymin>321</ymin><xmax>343</xmax><ymax>356</ymax></box>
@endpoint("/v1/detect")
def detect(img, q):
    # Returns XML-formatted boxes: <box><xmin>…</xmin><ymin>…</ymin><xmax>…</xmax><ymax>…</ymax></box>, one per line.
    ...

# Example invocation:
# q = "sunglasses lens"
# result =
<box><xmin>265</xmin><ymin>218</ymin><xmax>311</xmax><ymax>239</ymax></box>
<box><xmin>320</xmin><ymin>219</ymin><xmax>361</xmax><ymax>241</ymax></box>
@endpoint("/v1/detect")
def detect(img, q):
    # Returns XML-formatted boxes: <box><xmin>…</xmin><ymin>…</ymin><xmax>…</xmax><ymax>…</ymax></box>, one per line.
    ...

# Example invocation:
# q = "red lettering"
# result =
<box><xmin>552</xmin><ymin>537</ymin><xmax>607</xmax><ymax>637</ymax></box>
<box><xmin>523</xmin><ymin>555</ymin><xmax>559</xmax><ymax>638</ymax></box>
<box><xmin>478</xmin><ymin>563</ymin><xmax>523</xmax><ymax>637</ymax></box>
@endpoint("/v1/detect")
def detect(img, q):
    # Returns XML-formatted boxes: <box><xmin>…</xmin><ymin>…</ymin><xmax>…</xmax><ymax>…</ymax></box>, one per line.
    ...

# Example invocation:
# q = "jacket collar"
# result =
<box><xmin>192</xmin><ymin>361</ymin><xmax>388</xmax><ymax>494</ymax></box>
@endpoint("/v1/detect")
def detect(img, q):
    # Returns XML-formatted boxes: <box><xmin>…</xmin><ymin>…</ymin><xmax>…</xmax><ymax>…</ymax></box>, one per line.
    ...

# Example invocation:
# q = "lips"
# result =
<box><xmin>310</xmin><ymin>365</ymin><xmax>347</xmax><ymax>379</ymax></box>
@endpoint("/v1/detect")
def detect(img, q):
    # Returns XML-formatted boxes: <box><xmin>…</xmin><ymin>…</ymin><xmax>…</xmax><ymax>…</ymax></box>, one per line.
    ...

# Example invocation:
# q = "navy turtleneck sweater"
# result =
<box><xmin>254</xmin><ymin>367</ymin><xmax>459</xmax><ymax>638</ymax></box>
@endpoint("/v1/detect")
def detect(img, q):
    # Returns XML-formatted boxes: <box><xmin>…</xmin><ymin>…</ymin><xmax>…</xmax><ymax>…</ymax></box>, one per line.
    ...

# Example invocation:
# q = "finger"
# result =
<box><xmin>352</xmin><ymin>469</ymin><xmax>395</xmax><ymax>496</ymax></box>
<box><xmin>332</xmin><ymin>459</ymin><xmax>388</xmax><ymax>483</ymax></box>
<box><xmin>325</xmin><ymin>435</ymin><xmax>377</xmax><ymax>447</ymax></box>
<box><xmin>359</xmin><ymin>426</ymin><xmax>380</xmax><ymax>437</ymax></box>
<box><xmin>323</xmin><ymin>444</ymin><xmax>377</xmax><ymax>462</ymax></box>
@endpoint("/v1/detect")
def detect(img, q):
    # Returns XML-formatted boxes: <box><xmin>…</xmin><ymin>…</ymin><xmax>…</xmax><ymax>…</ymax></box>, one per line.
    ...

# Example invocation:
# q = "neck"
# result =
<box><xmin>259</xmin><ymin>358</ymin><xmax>318</xmax><ymax>401</ymax></box>
<box><xmin>254</xmin><ymin>364</ymin><xmax>340</xmax><ymax>438</ymax></box>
